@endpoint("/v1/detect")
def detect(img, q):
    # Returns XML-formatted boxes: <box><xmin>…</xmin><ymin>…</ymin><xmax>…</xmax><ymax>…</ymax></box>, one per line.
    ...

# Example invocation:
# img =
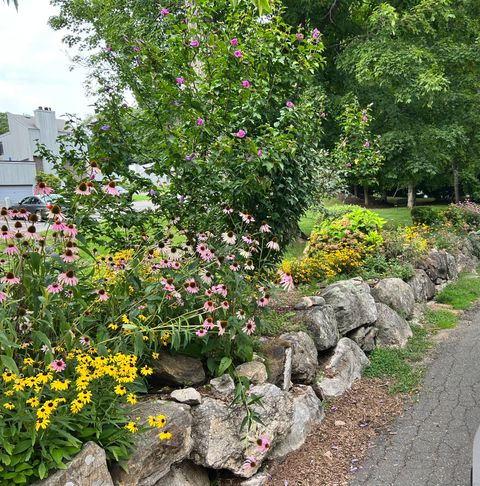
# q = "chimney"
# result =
<box><xmin>33</xmin><ymin>107</ymin><xmax>59</xmax><ymax>173</ymax></box>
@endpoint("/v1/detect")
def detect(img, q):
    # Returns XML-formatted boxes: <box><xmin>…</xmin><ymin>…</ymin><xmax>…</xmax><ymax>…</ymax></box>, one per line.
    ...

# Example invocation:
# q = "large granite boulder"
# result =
<box><xmin>314</xmin><ymin>338</ymin><xmax>369</xmax><ymax>399</ymax></box>
<box><xmin>155</xmin><ymin>461</ymin><xmax>210</xmax><ymax>486</ymax></box>
<box><xmin>151</xmin><ymin>353</ymin><xmax>206</xmax><ymax>387</ymax></box>
<box><xmin>235</xmin><ymin>361</ymin><xmax>268</xmax><ymax>385</ymax></box>
<box><xmin>191</xmin><ymin>383</ymin><xmax>292</xmax><ymax>478</ymax></box>
<box><xmin>271</xmin><ymin>385</ymin><xmax>324</xmax><ymax>460</ymax></box>
<box><xmin>209</xmin><ymin>374</ymin><xmax>235</xmax><ymax>395</ymax></box>
<box><xmin>34</xmin><ymin>442</ymin><xmax>113</xmax><ymax>486</ymax></box>
<box><xmin>320</xmin><ymin>278</ymin><xmax>377</xmax><ymax>335</ymax></box>
<box><xmin>301</xmin><ymin>305</ymin><xmax>339</xmax><ymax>351</ymax></box>
<box><xmin>374</xmin><ymin>303</ymin><xmax>412</xmax><ymax>348</ymax></box>
<box><xmin>419</xmin><ymin>249</ymin><xmax>458</xmax><ymax>284</ymax></box>
<box><xmin>372</xmin><ymin>278</ymin><xmax>415</xmax><ymax>318</ymax></box>
<box><xmin>468</xmin><ymin>232</ymin><xmax>480</xmax><ymax>258</ymax></box>
<box><xmin>111</xmin><ymin>399</ymin><xmax>193</xmax><ymax>486</ymax></box>
<box><xmin>279</xmin><ymin>331</ymin><xmax>318</xmax><ymax>384</ymax></box>
<box><xmin>347</xmin><ymin>325</ymin><xmax>377</xmax><ymax>352</ymax></box>
<box><xmin>260</xmin><ymin>338</ymin><xmax>292</xmax><ymax>390</ymax></box>
<box><xmin>455</xmin><ymin>237</ymin><xmax>479</xmax><ymax>272</ymax></box>
<box><xmin>408</xmin><ymin>269</ymin><xmax>436</xmax><ymax>302</ymax></box>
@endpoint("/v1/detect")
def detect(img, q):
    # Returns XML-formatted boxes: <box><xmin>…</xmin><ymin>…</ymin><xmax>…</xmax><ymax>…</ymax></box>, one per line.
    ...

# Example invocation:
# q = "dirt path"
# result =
<box><xmin>350</xmin><ymin>305</ymin><xmax>480</xmax><ymax>486</ymax></box>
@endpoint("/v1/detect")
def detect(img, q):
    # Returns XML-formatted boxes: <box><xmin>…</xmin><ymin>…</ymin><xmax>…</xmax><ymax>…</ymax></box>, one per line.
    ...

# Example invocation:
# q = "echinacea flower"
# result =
<box><xmin>47</xmin><ymin>283</ymin><xmax>63</xmax><ymax>294</ymax></box>
<box><xmin>230</xmin><ymin>38</ymin><xmax>238</xmax><ymax>46</ymax></box>
<box><xmin>52</xmin><ymin>219</ymin><xmax>66</xmax><ymax>232</ymax></box>
<box><xmin>203</xmin><ymin>316</ymin><xmax>215</xmax><ymax>330</ymax></box>
<box><xmin>236</xmin><ymin>309</ymin><xmax>246</xmax><ymax>320</ymax></box>
<box><xmin>50</xmin><ymin>359</ymin><xmax>66</xmax><ymax>372</ymax></box>
<box><xmin>184</xmin><ymin>278</ymin><xmax>199</xmax><ymax>294</ymax></box>
<box><xmin>200</xmin><ymin>271</ymin><xmax>213</xmax><ymax>285</ymax></box>
<box><xmin>242</xmin><ymin>80</ymin><xmax>251</xmax><ymax>88</ymax></box>
<box><xmin>217</xmin><ymin>320</ymin><xmax>228</xmax><ymax>336</ymax></box>
<box><xmin>5</xmin><ymin>244</ymin><xmax>18</xmax><ymax>255</ymax></box>
<box><xmin>0</xmin><ymin>291</ymin><xmax>8</xmax><ymax>303</ymax></box>
<box><xmin>236</xmin><ymin>129</ymin><xmax>246</xmax><ymax>138</ymax></box>
<box><xmin>239</xmin><ymin>212</ymin><xmax>255</xmax><ymax>224</ymax></box>
<box><xmin>96</xmin><ymin>289</ymin><xmax>109</xmax><ymax>301</ymax></box>
<box><xmin>34</xmin><ymin>181</ymin><xmax>53</xmax><ymax>196</ymax></box>
<box><xmin>64</xmin><ymin>224</ymin><xmax>78</xmax><ymax>237</ymax></box>
<box><xmin>266</xmin><ymin>237</ymin><xmax>280</xmax><ymax>251</ymax></box>
<box><xmin>58</xmin><ymin>270</ymin><xmax>79</xmax><ymax>287</ymax></box>
<box><xmin>0</xmin><ymin>272</ymin><xmax>20</xmax><ymax>285</ymax></box>
<box><xmin>62</xmin><ymin>250</ymin><xmax>79</xmax><ymax>263</ymax></box>
<box><xmin>223</xmin><ymin>206</ymin><xmax>234</xmax><ymax>215</ymax></box>
<box><xmin>364</xmin><ymin>140</ymin><xmax>370</xmax><ymax>148</ymax></box>
<box><xmin>256</xmin><ymin>435</ymin><xmax>271</xmax><ymax>453</ymax></box>
<box><xmin>280</xmin><ymin>271</ymin><xmax>294</xmax><ymax>291</ymax></box>
<box><xmin>221</xmin><ymin>300</ymin><xmax>230</xmax><ymax>310</ymax></box>
<box><xmin>103</xmin><ymin>181</ymin><xmax>120</xmax><ymax>196</ymax></box>
<box><xmin>203</xmin><ymin>300</ymin><xmax>215</xmax><ymax>312</ymax></box>
<box><xmin>233</xmin><ymin>50</ymin><xmax>243</xmax><ymax>58</ymax></box>
<box><xmin>242</xmin><ymin>319</ymin><xmax>256</xmax><ymax>336</ymax></box>
<box><xmin>75</xmin><ymin>181</ymin><xmax>93</xmax><ymax>196</ymax></box>
<box><xmin>79</xmin><ymin>336</ymin><xmax>91</xmax><ymax>347</ymax></box>
<box><xmin>243</xmin><ymin>456</ymin><xmax>257</xmax><ymax>469</ymax></box>
<box><xmin>260</xmin><ymin>221</ymin><xmax>271</xmax><ymax>233</ymax></box>
<box><xmin>245</xmin><ymin>260</ymin><xmax>255</xmax><ymax>271</ymax></box>
<box><xmin>222</xmin><ymin>231</ymin><xmax>236</xmax><ymax>245</ymax></box>
<box><xmin>196</xmin><ymin>328</ymin><xmax>207</xmax><ymax>337</ymax></box>
<box><xmin>190</xmin><ymin>39</ymin><xmax>200</xmax><ymax>47</ymax></box>
<box><xmin>296</xmin><ymin>32</ymin><xmax>304</xmax><ymax>41</ymax></box>
<box><xmin>257</xmin><ymin>149</ymin><xmax>263</xmax><ymax>157</ymax></box>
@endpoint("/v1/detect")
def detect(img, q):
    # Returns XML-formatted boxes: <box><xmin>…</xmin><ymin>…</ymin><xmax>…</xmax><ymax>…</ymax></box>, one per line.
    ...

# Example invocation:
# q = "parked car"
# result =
<box><xmin>8</xmin><ymin>194</ymin><xmax>62</xmax><ymax>221</ymax></box>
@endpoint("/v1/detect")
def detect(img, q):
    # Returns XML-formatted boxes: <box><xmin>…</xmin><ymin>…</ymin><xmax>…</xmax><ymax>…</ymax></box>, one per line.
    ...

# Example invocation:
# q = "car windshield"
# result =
<box><xmin>41</xmin><ymin>195</ymin><xmax>61</xmax><ymax>203</ymax></box>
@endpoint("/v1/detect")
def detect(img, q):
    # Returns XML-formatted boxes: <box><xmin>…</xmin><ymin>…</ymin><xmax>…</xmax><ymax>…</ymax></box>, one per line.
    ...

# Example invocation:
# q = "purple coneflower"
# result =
<box><xmin>34</xmin><ymin>181</ymin><xmax>54</xmax><ymax>196</ymax></box>
<box><xmin>0</xmin><ymin>272</ymin><xmax>20</xmax><ymax>285</ymax></box>
<box><xmin>242</xmin><ymin>319</ymin><xmax>256</xmax><ymax>336</ymax></box>
<box><xmin>47</xmin><ymin>283</ymin><xmax>63</xmax><ymax>294</ymax></box>
<box><xmin>103</xmin><ymin>181</ymin><xmax>120</xmax><ymax>196</ymax></box>
<box><xmin>50</xmin><ymin>359</ymin><xmax>66</xmax><ymax>372</ymax></box>
<box><xmin>58</xmin><ymin>270</ymin><xmax>79</xmax><ymax>287</ymax></box>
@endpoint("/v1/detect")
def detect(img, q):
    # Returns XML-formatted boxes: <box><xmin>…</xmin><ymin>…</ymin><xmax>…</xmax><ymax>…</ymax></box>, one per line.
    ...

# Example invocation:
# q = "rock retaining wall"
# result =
<box><xmin>38</xmin><ymin>235</ymin><xmax>479</xmax><ymax>486</ymax></box>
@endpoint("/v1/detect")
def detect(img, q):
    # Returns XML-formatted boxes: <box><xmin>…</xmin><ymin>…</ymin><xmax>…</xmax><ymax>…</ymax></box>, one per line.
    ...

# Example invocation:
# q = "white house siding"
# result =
<box><xmin>0</xmin><ymin>161</ymin><xmax>36</xmax><ymax>206</ymax></box>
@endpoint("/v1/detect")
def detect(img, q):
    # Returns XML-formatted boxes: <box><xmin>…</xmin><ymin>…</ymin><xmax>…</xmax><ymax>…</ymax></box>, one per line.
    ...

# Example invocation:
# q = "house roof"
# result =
<box><xmin>8</xmin><ymin>113</ymin><xmax>68</xmax><ymax>133</ymax></box>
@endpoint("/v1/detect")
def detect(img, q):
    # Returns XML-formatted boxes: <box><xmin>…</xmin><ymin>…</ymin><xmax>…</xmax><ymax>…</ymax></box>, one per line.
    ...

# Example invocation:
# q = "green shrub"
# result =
<box><xmin>411</xmin><ymin>206</ymin><xmax>444</xmax><ymax>226</ymax></box>
<box><xmin>443</xmin><ymin>202</ymin><xmax>480</xmax><ymax>232</ymax></box>
<box><xmin>356</xmin><ymin>254</ymin><xmax>415</xmax><ymax>281</ymax></box>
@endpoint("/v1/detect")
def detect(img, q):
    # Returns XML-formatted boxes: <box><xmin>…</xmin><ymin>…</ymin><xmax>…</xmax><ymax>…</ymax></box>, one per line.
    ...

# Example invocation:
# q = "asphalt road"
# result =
<box><xmin>350</xmin><ymin>305</ymin><xmax>480</xmax><ymax>486</ymax></box>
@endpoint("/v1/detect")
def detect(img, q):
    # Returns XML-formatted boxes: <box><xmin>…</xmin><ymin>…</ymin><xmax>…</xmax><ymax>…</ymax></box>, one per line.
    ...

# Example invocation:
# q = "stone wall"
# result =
<box><xmin>38</xmin><ymin>235</ymin><xmax>479</xmax><ymax>486</ymax></box>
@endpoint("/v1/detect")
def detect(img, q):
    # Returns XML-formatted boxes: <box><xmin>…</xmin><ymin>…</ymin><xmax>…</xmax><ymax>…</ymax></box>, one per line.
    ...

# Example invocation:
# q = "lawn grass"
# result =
<box><xmin>436</xmin><ymin>273</ymin><xmax>480</xmax><ymax>310</ymax></box>
<box><xmin>372</xmin><ymin>207</ymin><xmax>412</xmax><ymax>228</ymax></box>
<box><xmin>424</xmin><ymin>308</ymin><xmax>458</xmax><ymax>329</ymax></box>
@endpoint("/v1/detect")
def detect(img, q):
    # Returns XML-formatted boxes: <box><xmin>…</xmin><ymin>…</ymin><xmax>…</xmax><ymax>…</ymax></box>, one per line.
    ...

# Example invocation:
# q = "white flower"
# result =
<box><xmin>266</xmin><ymin>238</ymin><xmax>280</xmax><ymax>251</ymax></box>
<box><xmin>222</xmin><ymin>231</ymin><xmax>237</xmax><ymax>245</ymax></box>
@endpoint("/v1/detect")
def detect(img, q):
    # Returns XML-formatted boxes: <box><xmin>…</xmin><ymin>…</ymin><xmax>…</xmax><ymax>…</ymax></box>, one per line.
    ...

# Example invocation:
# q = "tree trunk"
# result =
<box><xmin>453</xmin><ymin>162</ymin><xmax>460</xmax><ymax>204</ymax></box>
<box><xmin>379</xmin><ymin>189</ymin><xmax>388</xmax><ymax>203</ymax></box>
<box><xmin>353</xmin><ymin>184</ymin><xmax>358</xmax><ymax>198</ymax></box>
<box><xmin>407</xmin><ymin>183</ymin><xmax>416</xmax><ymax>209</ymax></box>
<box><xmin>363</xmin><ymin>185</ymin><xmax>369</xmax><ymax>207</ymax></box>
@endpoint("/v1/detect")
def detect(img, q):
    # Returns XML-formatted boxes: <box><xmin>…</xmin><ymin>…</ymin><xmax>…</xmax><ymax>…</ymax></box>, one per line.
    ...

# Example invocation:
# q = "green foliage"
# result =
<box><xmin>411</xmin><ymin>206</ymin><xmax>444</xmax><ymax>226</ymax></box>
<box><xmin>424</xmin><ymin>308</ymin><xmax>458</xmax><ymax>329</ymax></box>
<box><xmin>356</xmin><ymin>254</ymin><xmax>415</xmax><ymax>281</ymax></box>
<box><xmin>443</xmin><ymin>202</ymin><xmax>480</xmax><ymax>232</ymax></box>
<box><xmin>436</xmin><ymin>273</ymin><xmax>480</xmax><ymax>310</ymax></box>
<box><xmin>259</xmin><ymin>310</ymin><xmax>306</xmax><ymax>337</ymax></box>
<box><xmin>0</xmin><ymin>113</ymin><xmax>8</xmax><ymax>135</ymax></box>
<box><xmin>36</xmin><ymin>172</ymin><xmax>61</xmax><ymax>192</ymax></box>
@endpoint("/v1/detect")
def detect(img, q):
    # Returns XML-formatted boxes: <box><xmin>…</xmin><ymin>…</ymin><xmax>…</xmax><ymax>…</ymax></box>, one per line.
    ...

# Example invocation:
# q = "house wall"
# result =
<box><xmin>0</xmin><ymin>114</ymin><xmax>33</xmax><ymax>161</ymax></box>
<box><xmin>0</xmin><ymin>161</ymin><xmax>36</xmax><ymax>205</ymax></box>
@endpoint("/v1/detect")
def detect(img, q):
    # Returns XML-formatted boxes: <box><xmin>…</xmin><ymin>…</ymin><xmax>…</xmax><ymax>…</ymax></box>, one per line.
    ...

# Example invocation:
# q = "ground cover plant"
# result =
<box><xmin>436</xmin><ymin>273</ymin><xmax>480</xmax><ymax>310</ymax></box>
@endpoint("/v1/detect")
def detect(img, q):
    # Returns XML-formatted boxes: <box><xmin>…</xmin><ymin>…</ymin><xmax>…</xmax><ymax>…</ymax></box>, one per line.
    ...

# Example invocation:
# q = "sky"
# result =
<box><xmin>0</xmin><ymin>0</ymin><xmax>92</xmax><ymax>118</ymax></box>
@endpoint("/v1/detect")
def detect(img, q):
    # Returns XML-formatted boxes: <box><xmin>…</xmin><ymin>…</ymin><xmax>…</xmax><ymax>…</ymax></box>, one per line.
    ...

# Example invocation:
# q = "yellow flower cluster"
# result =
<box><xmin>403</xmin><ymin>225</ymin><xmax>429</xmax><ymax>255</ymax></box>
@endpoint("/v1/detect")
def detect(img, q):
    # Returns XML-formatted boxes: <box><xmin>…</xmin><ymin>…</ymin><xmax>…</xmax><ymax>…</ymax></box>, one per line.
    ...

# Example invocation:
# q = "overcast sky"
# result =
<box><xmin>0</xmin><ymin>0</ymin><xmax>92</xmax><ymax>118</ymax></box>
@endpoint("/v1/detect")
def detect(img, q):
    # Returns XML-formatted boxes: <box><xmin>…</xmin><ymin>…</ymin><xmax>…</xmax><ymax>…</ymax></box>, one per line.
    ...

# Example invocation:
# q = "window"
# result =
<box><xmin>0</xmin><ymin>142</ymin><xmax>3</xmax><ymax>156</ymax></box>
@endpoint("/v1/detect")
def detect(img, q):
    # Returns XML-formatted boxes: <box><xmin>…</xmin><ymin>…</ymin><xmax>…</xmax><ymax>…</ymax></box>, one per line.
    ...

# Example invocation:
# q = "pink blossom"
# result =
<box><xmin>0</xmin><ymin>272</ymin><xmax>20</xmax><ymax>285</ymax></box>
<box><xmin>203</xmin><ymin>300</ymin><xmax>215</xmax><ymax>312</ymax></box>
<box><xmin>242</xmin><ymin>80</ymin><xmax>251</xmax><ymax>88</ymax></box>
<box><xmin>260</xmin><ymin>221</ymin><xmax>271</xmax><ymax>233</ymax></box>
<box><xmin>256</xmin><ymin>435</ymin><xmax>271</xmax><ymax>453</ymax></box>
<box><xmin>190</xmin><ymin>39</ymin><xmax>200</xmax><ymax>47</ymax></box>
<box><xmin>176</xmin><ymin>77</ymin><xmax>185</xmax><ymax>85</ymax></box>
<box><xmin>312</xmin><ymin>28</ymin><xmax>321</xmax><ymax>39</ymax></box>
<box><xmin>213</xmin><ymin>284</ymin><xmax>228</xmax><ymax>297</ymax></box>
<box><xmin>52</xmin><ymin>219</ymin><xmax>66</xmax><ymax>232</ymax></box>
<box><xmin>280</xmin><ymin>271</ymin><xmax>294</xmax><ymax>291</ymax></box>
<box><xmin>64</xmin><ymin>224</ymin><xmax>78</xmax><ymax>237</ymax></box>
<box><xmin>257</xmin><ymin>149</ymin><xmax>263</xmax><ymax>157</ymax></box>
<box><xmin>243</xmin><ymin>456</ymin><xmax>257</xmax><ymax>469</ymax></box>
<box><xmin>196</xmin><ymin>328</ymin><xmax>207</xmax><ymax>337</ymax></box>
<box><xmin>205</xmin><ymin>288</ymin><xmax>213</xmax><ymax>297</ymax></box>
<box><xmin>286</xmin><ymin>101</ymin><xmax>294</xmax><ymax>108</ymax></box>
<box><xmin>233</xmin><ymin>50</ymin><xmax>243</xmax><ymax>58</ymax></box>
<box><xmin>47</xmin><ymin>283</ymin><xmax>63</xmax><ymax>294</ymax></box>
<box><xmin>266</xmin><ymin>237</ymin><xmax>280</xmax><ymax>251</ymax></box>
<box><xmin>242</xmin><ymin>319</ymin><xmax>256</xmax><ymax>335</ymax></box>
<box><xmin>184</xmin><ymin>278</ymin><xmax>200</xmax><ymax>294</ymax></box>
<box><xmin>4</xmin><ymin>244</ymin><xmax>18</xmax><ymax>255</ymax></box>
<box><xmin>161</xmin><ymin>7</ymin><xmax>169</xmax><ymax>16</ymax></box>
<box><xmin>79</xmin><ymin>336</ymin><xmax>91</xmax><ymax>347</ymax></box>
<box><xmin>203</xmin><ymin>316</ymin><xmax>215</xmax><ymax>330</ymax></box>
<box><xmin>295</xmin><ymin>33</ymin><xmax>304</xmax><ymax>41</ymax></box>
<box><xmin>223</xmin><ymin>206</ymin><xmax>234</xmax><ymax>215</ymax></box>
<box><xmin>217</xmin><ymin>320</ymin><xmax>227</xmax><ymax>336</ymax></box>
<box><xmin>50</xmin><ymin>359</ymin><xmax>66</xmax><ymax>372</ymax></box>
<box><xmin>0</xmin><ymin>291</ymin><xmax>8</xmax><ymax>303</ymax></box>
<box><xmin>0</xmin><ymin>229</ymin><xmax>14</xmax><ymax>240</ymax></box>
<box><xmin>61</xmin><ymin>251</ymin><xmax>79</xmax><ymax>263</ymax></box>
<box><xmin>239</xmin><ymin>212</ymin><xmax>255</xmax><ymax>224</ymax></box>
<box><xmin>96</xmin><ymin>289</ymin><xmax>109</xmax><ymax>301</ymax></box>
<box><xmin>58</xmin><ymin>271</ymin><xmax>79</xmax><ymax>287</ymax></box>
<box><xmin>221</xmin><ymin>300</ymin><xmax>230</xmax><ymax>310</ymax></box>
<box><xmin>34</xmin><ymin>182</ymin><xmax>54</xmax><ymax>196</ymax></box>
<box><xmin>196</xmin><ymin>117</ymin><xmax>205</xmax><ymax>126</ymax></box>
<box><xmin>236</xmin><ymin>129</ymin><xmax>246</xmax><ymax>138</ymax></box>
<box><xmin>364</xmin><ymin>140</ymin><xmax>370</xmax><ymax>148</ymax></box>
<box><xmin>103</xmin><ymin>181</ymin><xmax>120</xmax><ymax>196</ymax></box>
<box><xmin>75</xmin><ymin>183</ymin><xmax>93</xmax><ymax>196</ymax></box>
<box><xmin>230</xmin><ymin>38</ymin><xmax>238</xmax><ymax>46</ymax></box>
<box><xmin>257</xmin><ymin>296</ymin><xmax>270</xmax><ymax>307</ymax></box>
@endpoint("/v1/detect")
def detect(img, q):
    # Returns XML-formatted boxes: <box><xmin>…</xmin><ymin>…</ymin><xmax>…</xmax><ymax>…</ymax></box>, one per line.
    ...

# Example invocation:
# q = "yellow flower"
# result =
<box><xmin>126</xmin><ymin>393</ymin><xmax>137</xmax><ymax>405</ymax></box>
<box><xmin>148</xmin><ymin>414</ymin><xmax>167</xmax><ymax>429</ymax></box>
<box><xmin>143</xmin><ymin>335</ymin><xmax>149</xmax><ymax>341</ymax></box>
<box><xmin>12</xmin><ymin>380</ymin><xmax>25</xmax><ymax>392</ymax></box>
<box><xmin>152</xmin><ymin>352</ymin><xmax>159</xmax><ymax>359</ymax></box>
<box><xmin>4</xmin><ymin>390</ymin><xmax>14</xmax><ymax>397</ymax></box>
<box><xmin>51</xmin><ymin>379</ymin><xmax>71</xmax><ymax>392</ymax></box>
<box><xmin>77</xmin><ymin>390</ymin><xmax>92</xmax><ymax>404</ymax></box>
<box><xmin>35</xmin><ymin>417</ymin><xmax>50</xmax><ymax>431</ymax></box>
<box><xmin>139</xmin><ymin>314</ymin><xmax>147</xmax><ymax>321</ymax></box>
<box><xmin>124</xmin><ymin>421</ymin><xmax>138</xmax><ymax>433</ymax></box>
<box><xmin>2</xmin><ymin>371</ymin><xmax>16</xmax><ymax>383</ymax></box>
<box><xmin>122</xmin><ymin>314</ymin><xmax>130</xmax><ymax>324</ymax></box>
<box><xmin>108</xmin><ymin>323</ymin><xmax>119</xmax><ymax>330</ymax></box>
<box><xmin>23</xmin><ymin>357</ymin><xmax>35</xmax><ymax>366</ymax></box>
<box><xmin>159</xmin><ymin>432</ymin><xmax>172</xmax><ymax>440</ymax></box>
<box><xmin>140</xmin><ymin>366</ymin><xmax>153</xmax><ymax>377</ymax></box>
<box><xmin>35</xmin><ymin>372</ymin><xmax>53</xmax><ymax>385</ymax></box>
<box><xmin>26</xmin><ymin>396</ymin><xmax>40</xmax><ymax>408</ymax></box>
<box><xmin>70</xmin><ymin>399</ymin><xmax>84</xmax><ymax>414</ymax></box>
<box><xmin>114</xmin><ymin>384</ymin><xmax>127</xmax><ymax>396</ymax></box>
<box><xmin>3</xmin><ymin>402</ymin><xmax>15</xmax><ymax>410</ymax></box>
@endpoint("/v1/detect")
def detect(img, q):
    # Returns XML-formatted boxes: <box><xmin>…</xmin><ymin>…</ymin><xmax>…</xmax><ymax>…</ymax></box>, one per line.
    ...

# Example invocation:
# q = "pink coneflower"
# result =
<box><xmin>50</xmin><ymin>359</ymin><xmax>66</xmax><ymax>372</ymax></box>
<box><xmin>260</xmin><ymin>221</ymin><xmax>271</xmax><ymax>233</ymax></box>
<box><xmin>234</xmin><ymin>50</ymin><xmax>243</xmax><ymax>58</ymax></box>
<box><xmin>242</xmin><ymin>80</ymin><xmax>251</xmax><ymax>88</ymax></box>
<box><xmin>230</xmin><ymin>38</ymin><xmax>238</xmax><ymax>46</ymax></box>
<box><xmin>226</xmin><ymin>254</ymin><xmax>235</xmax><ymax>261</ymax></box>
<box><xmin>222</xmin><ymin>231</ymin><xmax>236</xmax><ymax>245</ymax></box>
<box><xmin>184</xmin><ymin>278</ymin><xmax>199</xmax><ymax>294</ymax></box>
<box><xmin>196</xmin><ymin>117</ymin><xmax>204</xmax><ymax>126</ymax></box>
<box><xmin>103</xmin><ymin>181</ymin><xmax>120</xmax><ymax>196</ymax></box>
<box><xmin>196</xmin><ymin>328</ymin><xmax>207</xmax><ymax>337</ymax></box>
<box><xmin>0</xmin><ymin>227</ymin><xmax>13</xmax><ymax>240</ymax></box>
<box><xmin>48</xmin><ymin>205</ymin><xmax>64</xmax><ymax>221</ymax></box>
<box><xmin>162</xmin><ymin>278</ymin><xmax>175</xmax><ymax>292</ymax></box>
<box><xmin>61</xmin><ymin>250</ymin><xmax>79</xmax><ymax>263</ymax></box>
<box><xmin>79</xmin><ymin>336</ymin><xmax>91</xmax><ymax>347</ymax></box>
<box><xmin>96</xmin><ymin>289</ymin><xmax>109</xmax><ymax>301</ymax></box>
<box><xmin>16</xmin><ymin>208</ymin><xmax>29</xmax><ymax>220</ymax></box>
<box><xmin>213</xmin><ymin>284</ymin><xmax>228</xmax><ymax>297</ymax></box>
<box><xmin>220</xmin><ymin>300</ymin><xmax>230</xmax><ymax>310</ymax></box>
<box><xmin>197</xmin><ymin>232</ymin><xmax>209</xmax><ymax>241</ymax></box>
<box><xmin>4</xmin><ymin>244</ymin><xmax>18</xmax><ymax>255</ymax></box>
<box><xmin>257</xmin><ymin>294</ymin><xmax>270</xmax><ymax>307</ymax></box>
<box><xmin>280</xmin><ymin>271</ymin><xmax>295</xmax><ymax>291</ymax></box>
<box><xmin>312</xmin><ymin>28</ymin><xmax>321</xmax><ymax>39</ymax></box>
<box><xmin>51</xmin><ymin>219</ymin><xmax>66</xmax><ymax>232</ymax></box>
<box><xmin>161</xmin><ymin>7</ymin><xmax>169</xmax><ymax>16</ymax></box>
<box><xmin>0</xmin><ymin>291</ymin><xmax>8</xmax><ymax>303</ymax></box>
<box><xmin>47</xmin><ymin>283</ymin><xmax>63</xmax><ymax>294</ymax></box>
<box><xmin>203</xmin><ymin>316</ymin><xmax>215</xmax><ymax>330</ymax></box>
<box><xmin>239</xmin><ymin>212</ymin><xmax>255</xmax><ymax>224</ymax></box>
<box><xmin>200</xmin><ymin>271</ymin><xmax>213</xmax><ymax>285</ymax></box>
<box><xmin>58</xmin><ymin>270</ymin><xmax>79</xmax><ymax>287</ymax></box>
<box><xmin>286</xmin><ymin>101</ymin><xmax>295</xmax><ymax>108</ymax></box>
<box><xmin>243</xmin><ymin>456</ymin><xmax>257</xmax><ymax>469</ymax></box>
<box><xmin>0</xmin><ymin>272</ymin><xmax>20</xmax><ymax>285</ymax></box>
<box><xmin>266</xmin><ymin>237</ymin><xmax>280</xmax><ymax>251</ymax></box>
<box><xmin>230</xmin><ymin>263</ymin><xmax>240</xmax><ymax>272</ymax></box>
<box><xmin>190</xmin><ymin>39</ymin><xmax>200</xmax><ymax>47</ymax></box>
<box><xmin>223</xmin><ymin>206</ymin><xmax>234</xmax><ymax>215</ymax></box>
<box><xmin>34</xmin><ymin>181</ymin><xmax>54</xmax><ymax>196</ymax></box>
<box><xmin>236</xmin><ymin>129</ymin><xmax>246</xmax><ymax>138</ymax></box>
<box><xmin>242</xmin><ymin>319</ymin><xmax>256</xmax><ymax>336</ymax></box>
<box><xmin>203</xmin><ymin>300</ymin><xmax>215</xmax><ymax>312</ymax></box>
<box><xmin>75</xmin><ymin>181</ymin><xmax>92</xmax><ymax>196</ymax></box>
<box><xmin>242</xmin><ymin>235</ymin><xmax>253</xmax><ymax>245</ymax></box>
<box><xmin>256</xmin><ymin>435</ymin><xmax>271</xmax><ymax>453</ymax></box>
<box><xmin>89</xmin><ymin>160</ymin><xmax>101</xmax><ymax>175</ymax></box>
<box><xmin>205</xmin><ymin>288</ymin><xmax>214</xmax><ymax>297</ymax></box>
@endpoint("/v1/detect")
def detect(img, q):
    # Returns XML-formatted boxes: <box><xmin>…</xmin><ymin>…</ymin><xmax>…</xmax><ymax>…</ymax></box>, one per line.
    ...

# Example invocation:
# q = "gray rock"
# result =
<box><xmin>347</xmin><ymin>326</ymin><xmax>377</xmax><ymax>352</ymax></box>
<box><xmin>271</xmin><ymin>385</ymin><xmax>324</xmax><ymax>459</ymax></box>
<box><xmin>111</xmin><ymin>399</ymin><xmax>193</xmax><ymax>486</ymax></box>
<box><xmin>371</xmin><ymin>277</ymin><xmax>415</xmax><ymax>319</ymax></box>
<box><xmin>301</xmin><ymin>305</ymin><xmax>339</xmax><ymax>352</ymax></box>
<box><xmin>445</xmin><ymin>251</ymin><xmax>459</xmax><ymax>280</ymax></box>
<box><xmin>33</xmin><ymin>442</ymin><xmax>113</xmax><ymax>486</ymax></box>
<box><xmin>315</xmin><ymin>338</ymin><xmax>369</xmax><ymax>399</ymax></box>
<box><xmin>408</xmin><ymin>269</ymin><xmax>436</xmax><ymax>302</ymax></box>
<box><xmin>240</xmin><ymin>473</ymin><xmax>270</xmax><ymax>486</ymax></box>
<box><xmin>261</xmin><ymin>338</ymin><xmax>292</xmax><ymax>390</ymax></box>
<box><xmin>170</xmin><ymin>387</ymin><xmax>202</xmax><ymax>406</ymax></box>
<box><xmin>191</xmin><ymin>383</ymin><xmax>292</xmax><ymax>478</ymax></box>
<box><xmin>320</xmin><ymin>278</ymin><xmax>377</xmax><ymax>334</ymax></box>
<box><xmin>468</xmin><ymin>232</ymin><xmax>480</xmax><ymax>258</ymax></box>
<box><xmin>152</xmin><ymin>353</ymin><xmax>206</xmax><ymax>387</ymax></box>
<box><xmin>455</xmin><ymin>237</ymin><xmax>478</xmax><ymax>272</ymax></box>
<box><xmin>279</xmin><ymin>331</ymin><xmax>318</xmax><ymax>384</ymax></box>
<box><xmin>419</xmin><ymin>249</ymin><xmax>458</xmax><ymax>284</ymax></box>
<box><xmin>294</xmin><ymin>296</ymin><xmax>313</xmax><ymax>310</ymax></box>
<box><xmin>374</xmin><ymin>303</ymin><xmax>413</xmax><ymax>348</ymax></box>
<box><xmin>235</xmin><ymin>361</ymin><xmax>268</xmax><ymax>385</ymax></box>
<box><xmin>155</xmin><ymin>461</ymin><xmax>210</xmax><ymax>486</ymax></box>
<box><xmin>209</xmin><ymin>374</ymin><xmax>235</xmax><ymax>395</ymax></box>
<box><xmin>309</xmin><ymin>296</ymin><xmax>326</xmax><ymax>306</ymax></box>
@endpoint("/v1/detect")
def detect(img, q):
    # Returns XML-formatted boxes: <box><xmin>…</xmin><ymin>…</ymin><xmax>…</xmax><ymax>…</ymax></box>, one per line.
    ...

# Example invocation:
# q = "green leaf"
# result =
<box><xmin>38</xmin><ymin>462</ymin><xmax>47</xmax><ymax>480</ymax></box>
<box><xmin>0</xmin><ymin>355</ymin><xmax>18</xmax><ymax>374</ymax></box>
<box><xmin>217</xmin><ymin>357</ymin><xmax>232</xmax><ymax>376</ymax></box>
